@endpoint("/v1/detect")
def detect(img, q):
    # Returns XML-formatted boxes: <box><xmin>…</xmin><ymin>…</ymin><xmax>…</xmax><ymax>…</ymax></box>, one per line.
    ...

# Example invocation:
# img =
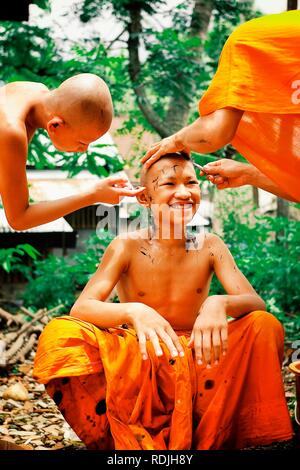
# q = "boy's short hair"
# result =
<box><xmin>140</xmin><ymin>152</ymin><xmax>191</xmax><ymax>186</ymax></box>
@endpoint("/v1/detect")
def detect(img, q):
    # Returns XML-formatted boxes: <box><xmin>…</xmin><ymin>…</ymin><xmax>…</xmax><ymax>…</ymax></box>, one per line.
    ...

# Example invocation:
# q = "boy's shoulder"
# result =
<box><xmin>107</xmin><ymin>229</ymin><xmax>148</xmax><ymax>250</ymax></box>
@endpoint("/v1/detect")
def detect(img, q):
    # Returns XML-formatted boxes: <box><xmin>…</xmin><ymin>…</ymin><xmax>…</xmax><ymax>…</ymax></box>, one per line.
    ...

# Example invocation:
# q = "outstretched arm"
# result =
<box><xmin>0</xmin><ymin>129</ymin><xmax>144</xmax><ymax>231</ymax></box>
<box><xmin>142</xmin><ymin>108</ymin><xmax>243</xmax><ymax>168</ymax></box>
<box><xmin>201</xmin><ymin>159</ymin><xmax>298</xmax><ymax>202</ymax></box>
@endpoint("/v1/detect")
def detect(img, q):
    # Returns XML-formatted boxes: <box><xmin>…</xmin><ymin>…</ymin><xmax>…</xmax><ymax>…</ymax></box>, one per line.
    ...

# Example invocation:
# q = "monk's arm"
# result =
<box><xmin>142</xmin><ymin>108</ymin><xmax>243</xmax><ymax>166</ymax></box>
<box><xmin>245</xmin><ymin>164</ymin><xmax>298</xmax><ymax>202</ymax></box>
<box><xmin>202</xmin><ymin>159</ymin><xmax>298</xmax><ymax>202</ymax></box>
<box><xmin>0</xmin><ymin>130</ymin><xmax>143</xmax><ymax>231</ymax></box>
<box><xmin>211</xmin><ymin>235</ymin><xmax>266</xmax><ymax>318</ymax></box>
<box><xmin>175</xmin><ymin>109</ymin><xmax>243</xmax><ymax>153</ymax></box>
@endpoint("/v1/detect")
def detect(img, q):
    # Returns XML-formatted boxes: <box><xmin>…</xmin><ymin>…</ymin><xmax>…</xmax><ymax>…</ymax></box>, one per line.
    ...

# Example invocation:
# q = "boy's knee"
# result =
<box><xmin>248</xmin><ymin>310</ymin><xmax>283</xmax><ymax>336</ymax></box>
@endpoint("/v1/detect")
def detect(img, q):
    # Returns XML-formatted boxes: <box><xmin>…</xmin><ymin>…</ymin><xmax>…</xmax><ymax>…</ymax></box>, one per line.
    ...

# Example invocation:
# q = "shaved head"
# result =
<box><xmin>52</xmin><ymin>73</ymin><xmax>113</xmax><ymax>134</ymax></box>
<box><xmin>140</xmin><ymin>152</ymin><xmax>192</xmax><ymax>187</ymax></box>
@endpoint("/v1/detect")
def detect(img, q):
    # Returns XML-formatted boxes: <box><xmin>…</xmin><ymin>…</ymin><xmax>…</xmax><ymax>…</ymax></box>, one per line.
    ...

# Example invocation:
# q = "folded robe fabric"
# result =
<box><xmin>33</xmin><ymin>311</ymin><xmax>293</xmax><ymax>450</ymax></box>
<box><xmin>199</xmin><ymin>11</ymin><xmax>300</xmax><ymax>201</ymax></box>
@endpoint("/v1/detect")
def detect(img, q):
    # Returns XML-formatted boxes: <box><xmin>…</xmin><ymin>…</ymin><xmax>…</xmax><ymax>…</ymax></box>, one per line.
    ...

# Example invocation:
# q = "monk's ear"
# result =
<box><xmin>136</xmin><ymin>189</ymin><xmax>150</xmax><ymax>207</ymax></box>
<box><xmin>47</xmin><ymin>117</ymin><xmax>64</xmax><ymax>135</ymax></box>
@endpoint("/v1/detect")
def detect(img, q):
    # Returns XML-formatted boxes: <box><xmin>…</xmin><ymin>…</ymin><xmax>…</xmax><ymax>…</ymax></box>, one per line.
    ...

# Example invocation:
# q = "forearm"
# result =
<box><xmin>70</xmin><ymin>299</ymin><xmax>132</xmax><ymax>328</ymax></box>
<box><xmin>10</xmin><ymin>191</ymin><xmax>95</xmax><ymax>230</ymax></box>
<box><xmin>175</xmin><ymin>117</ymin><xmax>222</xmax><ymax>154</ymax></box>
<box><xmin>213</xmin><ymin>294</ymin><xmax>266</xmax><ymax>318</ymax></box>
<box><xmin>246</xmin><ymin>165</ymin><xmax>297</xmax><ymax>202</ymax></box>
<box><xmin>175</xmin><ymin>110</ymin><xmax>242</xmax><ymax>154</ymax></box>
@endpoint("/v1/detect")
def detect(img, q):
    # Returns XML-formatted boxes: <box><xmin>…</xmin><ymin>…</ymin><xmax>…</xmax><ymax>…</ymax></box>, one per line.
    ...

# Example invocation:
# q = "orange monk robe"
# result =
<box><xmin>33</xmin><ymin>311</ymin><xmax>293</xmax><ymax>450</ymax></box>
<box><xmin>199</xmin><ymin>11</ymin><xmax>300</xmax><ymax>202</ymax></box>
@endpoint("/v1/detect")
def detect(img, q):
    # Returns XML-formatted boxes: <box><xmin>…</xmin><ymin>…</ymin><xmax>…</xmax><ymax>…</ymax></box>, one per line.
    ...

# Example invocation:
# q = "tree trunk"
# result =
<box><xmin>276</xmin><ymin>197</ymin><xmax>290</xmax><ymax>218</ymax></box>
<box><xmin>164</xmin><ymin>0</ymin><xmax>215</xmax><ymax>134</ymax></box>
<box><xmin>127</xmin><ymin>5</ymin><xmax>169</xmax><ymax>137</ymax></box>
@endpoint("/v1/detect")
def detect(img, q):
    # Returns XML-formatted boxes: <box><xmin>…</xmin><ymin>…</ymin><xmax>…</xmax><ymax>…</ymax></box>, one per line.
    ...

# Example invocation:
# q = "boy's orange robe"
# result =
<box><xmin>33</xmin><ymin>311</ymin><xmax>293</xmax><ymax>450</ymax></box>
<box><xmin>199</xmin><ymin>11</ymin><xmax>300</xmax><ymax>201</ymax></box>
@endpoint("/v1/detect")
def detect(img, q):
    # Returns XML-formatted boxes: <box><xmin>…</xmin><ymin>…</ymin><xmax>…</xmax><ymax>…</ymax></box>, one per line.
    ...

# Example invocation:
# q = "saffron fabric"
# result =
<box><xmin>199</xmin><ymin>11</ymin><xmax>300</xmax><ymax>201</ymax></box>
<box><xmin>33</xmin><ymin>311</ymin><xmax>293</xmax><ymax>450</ymax></box>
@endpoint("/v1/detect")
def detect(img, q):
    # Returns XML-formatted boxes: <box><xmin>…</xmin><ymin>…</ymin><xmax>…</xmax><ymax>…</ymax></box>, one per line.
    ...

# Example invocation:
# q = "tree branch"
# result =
<box><xmin>127</xmin><ymin>5</ymin><xmax>170</xmax><ymax>137</ymax></box>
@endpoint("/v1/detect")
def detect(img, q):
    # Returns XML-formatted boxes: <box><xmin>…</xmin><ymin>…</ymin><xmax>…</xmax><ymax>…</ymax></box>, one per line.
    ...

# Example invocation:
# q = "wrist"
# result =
<box><xmin>174</xmin><ymin>128</ymin><xmax>186</xmax><ymax>151</ymax></box>
<box><xmin>204</xmin><ymin>295</ymin><xmax>228</xmax><ymax>310</ymax></box>
<box><xmin>244</xmin><ymin>163</ymin><xmax>260</xmax><ymax>186</ymax></box>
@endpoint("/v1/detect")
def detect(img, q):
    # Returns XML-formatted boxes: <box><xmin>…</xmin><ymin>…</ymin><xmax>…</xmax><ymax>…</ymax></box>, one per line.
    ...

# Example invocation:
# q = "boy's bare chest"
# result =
<box><xmin>124</xmin><ymin>241</ymin><xmax>212</xmax><ymax>294</ymax></box>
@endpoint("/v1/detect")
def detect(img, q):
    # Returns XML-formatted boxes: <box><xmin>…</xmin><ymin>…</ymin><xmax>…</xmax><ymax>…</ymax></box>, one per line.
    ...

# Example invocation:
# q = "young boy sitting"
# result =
<box><xmin>33</xmin><ymin>152</ymin><xmax>293</xmax><ymax>450</ymax></box>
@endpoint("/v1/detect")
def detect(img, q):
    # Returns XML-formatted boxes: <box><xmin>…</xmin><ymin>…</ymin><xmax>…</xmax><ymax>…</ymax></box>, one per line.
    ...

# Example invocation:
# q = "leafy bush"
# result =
<box><xmin>21</xmin><ymin>230</ymin><xmax>114</xmax><ymax>312</ymax></box>
<box><xmin>0</xmin><ymin>244</ymin><xmax>40</xmax><ymax>278</ymax></box>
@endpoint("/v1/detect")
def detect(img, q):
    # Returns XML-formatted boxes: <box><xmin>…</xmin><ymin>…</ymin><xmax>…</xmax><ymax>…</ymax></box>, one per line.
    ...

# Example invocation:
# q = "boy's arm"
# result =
<box><xmin>188</xmin><ymin>234</ymin><xmax>266</xmax><ymax>367</ymax></box>
<box><xmin>71</xmin><ymin>238</ymin><xmax>185</xmax><ymax>359</ymax></box>
<box><xmin>0</xmin><ymin>130</ymin><xmax>143</xmax><ymax>231</ymax></box>
<box><xmin>210</xmin><ymin>234</ymin><xmax>266</xmax><ymax>317</ymax></box>
<box><xmin>70</xmin><ymin>238</ymin><xmax>133</xmax><ymax>328</ymax></box>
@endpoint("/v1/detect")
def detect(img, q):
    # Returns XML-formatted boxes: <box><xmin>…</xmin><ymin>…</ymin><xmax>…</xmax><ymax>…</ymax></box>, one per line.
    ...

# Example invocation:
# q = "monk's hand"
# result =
<box><xmin>187</xmin><ymin>296</ymin><xmax>228</xmax><ymax>368</ymax></box>
<box><xmin>200</xmin><ymin>159</ymin><xmax>251</xmax><ymax>190</ymax></box>
<box><xmin>141</xmin><ymin>134</ymin><xmax>189</xmax><ymax>169</ymax></box>
<box><xmin>91</xmin><ymin>175</ymin><xmax>145</xmax><ymax>204</ymax></box>
<box><xmin>126</xmin><ymin>302</ymin><xmax>185</xmax><ymax>361</ymax></box>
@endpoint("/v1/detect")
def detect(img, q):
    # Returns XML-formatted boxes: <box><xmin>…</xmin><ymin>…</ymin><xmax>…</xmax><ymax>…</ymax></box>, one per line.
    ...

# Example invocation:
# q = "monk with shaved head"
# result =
<box><xmin>0</xmin><ymin>74</ymin><xmax>143</xmax><ymax>230</ymax></box>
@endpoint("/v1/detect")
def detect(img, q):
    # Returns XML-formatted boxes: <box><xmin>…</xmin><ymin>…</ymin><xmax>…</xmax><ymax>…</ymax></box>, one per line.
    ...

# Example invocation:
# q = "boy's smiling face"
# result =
<box><xmin>139</xmin><ymin>155</ymin><xmax>201</xmax><ymax>231</ymax></box>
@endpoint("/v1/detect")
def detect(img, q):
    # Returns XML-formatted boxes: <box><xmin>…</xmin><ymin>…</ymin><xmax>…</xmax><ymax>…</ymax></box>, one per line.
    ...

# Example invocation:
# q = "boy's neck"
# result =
<box><xmin>148</xmin><ymin>225</ymin><xmax>189</xmax><ymax>248</ymax></box>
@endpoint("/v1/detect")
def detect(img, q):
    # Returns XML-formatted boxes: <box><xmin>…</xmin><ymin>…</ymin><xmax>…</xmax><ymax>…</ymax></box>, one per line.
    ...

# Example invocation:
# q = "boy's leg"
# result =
<box><xmin>192</xmin><ymin>311</ymin><xmax>293</xmax><ymax>449</ymax></box>
<box><xmin>46</xmin><ymin>373</ymin><xmax>114</xmax><ymax>450</ymax></box>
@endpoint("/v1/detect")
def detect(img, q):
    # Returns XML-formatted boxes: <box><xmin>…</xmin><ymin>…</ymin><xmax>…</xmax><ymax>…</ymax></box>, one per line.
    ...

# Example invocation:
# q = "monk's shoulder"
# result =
<box><xmin>0</xmin><ymin>120</ymin><xmax>27</xmax><ymax>150</ymax></box>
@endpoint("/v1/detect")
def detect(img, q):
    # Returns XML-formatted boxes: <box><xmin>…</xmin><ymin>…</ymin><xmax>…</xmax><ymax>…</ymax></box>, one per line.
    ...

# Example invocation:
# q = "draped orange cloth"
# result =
<box><xmin>33</xmin><ymin>311</ymin><xmax>293</xmax><ymax>450</ymax></box>
<box><xmin>199</xmin><ymin>11</ymin><xmax>300</xmax><ymax>201</ymax></box>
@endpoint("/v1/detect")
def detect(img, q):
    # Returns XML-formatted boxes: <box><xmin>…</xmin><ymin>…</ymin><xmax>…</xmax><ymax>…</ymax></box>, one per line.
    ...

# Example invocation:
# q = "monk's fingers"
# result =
<box><xmin>141</xmin><ymin>143</ymin><xmax>160</xmax><ymax>163</ymax></box>
<box><xmin>143</xmin><ymin>149</ymin><xmax>165</xmax><ymax>169</ymax></box>
<box><xmin>220</xmin><ymin>326</ymin><xmax>228</xmax><ymax>356</ymax></box>
<box><xmin>147</xmin><ymin>331</ymin><xmax>163</xmax><ymax>357</ymax></box>
<box><xmin>216</xmin><ymin>181</ymin><xmax>229</xmax><ymax>190</ymax></box>
<box><xmin>193</xmin><ymin>330</ymin><xmax>203</xmax><ymax>365</ymax></box>
<box><xmin>211</xmin><ymin>176</ymin><xmax>225</xmax><ymax>185</ymax></box>
<box><xmin>165</xmin><ymin>326</ymin><xmax>185</xmax><ymax>357</ymax></box>
<box><xmin>202</xmin><ymin>161</ymin><xmax>221</xmax><ymax>174</ymax></box>
<box><xmin>114</xmin><ymin>186</ymin><xmax>146</xmax><ymax>196</ymax></box>
<box><xmin>138</xmin><ymin>332</ymin><xmax>148</xmax><ymax>361</ymax></box>
<box><xmin>202</xmin><ymin>329</ymin><xmax>212</xmax><ymax>367</ymax></box>
<box><xmin>212</xmin><ymin>329</ymin><xmax>221</xmax><ymax>364</ymax></box>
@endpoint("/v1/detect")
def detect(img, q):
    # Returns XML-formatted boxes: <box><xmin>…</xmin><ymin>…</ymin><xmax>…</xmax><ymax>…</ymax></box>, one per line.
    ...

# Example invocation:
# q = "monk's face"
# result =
<box><xmin>142</xmin><ymin>158</ymin><xmax>201</xmax><ymax>230</ymax></box>
<box><xmin>49</xmin><ymin>121</ymin><xmax>104</xmax><ymax>153</ymax></box>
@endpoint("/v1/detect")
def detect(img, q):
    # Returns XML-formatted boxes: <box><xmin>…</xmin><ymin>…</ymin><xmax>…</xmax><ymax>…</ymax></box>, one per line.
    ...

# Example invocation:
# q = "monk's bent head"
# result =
<box><xmin>46</xmin><ymin>73</ymin><xmax>113</xmax><ymax>152</ymax></box>
<box><xmin>138</xmin><ymin>153</ymin><xmax>201</xmax><ymax>232</ymax></box>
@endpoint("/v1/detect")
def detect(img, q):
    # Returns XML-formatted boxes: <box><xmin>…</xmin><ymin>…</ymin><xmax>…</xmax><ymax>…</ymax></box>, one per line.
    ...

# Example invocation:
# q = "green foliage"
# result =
<box><xmin>21</xmin><ymin>230</ymin><xmax>114</xmax><ymax>312</ymax></box>
<box><xmin>209</xmin><ymin>210</ymin><xmax>300</xmax><ymax>342</ymax></box>
<box><xmin>0</xmin><ymin>244</ymin><xmax>40</xmax><ymax>277</ymax></box>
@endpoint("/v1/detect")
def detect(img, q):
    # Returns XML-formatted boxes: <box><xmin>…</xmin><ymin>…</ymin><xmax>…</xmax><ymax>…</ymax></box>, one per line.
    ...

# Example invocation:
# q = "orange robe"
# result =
<box><xmin>33</xmin><ymin>311</ymin><xmax>293</xmax><ymax>450</ymax></box>
<box><xmin>199</xmin><ymin>11</ymin><xmax>300</xmax><ymax>201</ymax></box>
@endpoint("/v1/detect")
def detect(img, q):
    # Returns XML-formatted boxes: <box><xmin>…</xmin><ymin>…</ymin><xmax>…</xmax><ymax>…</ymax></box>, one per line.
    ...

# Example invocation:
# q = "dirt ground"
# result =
<box><xmin>0</xmin><ymin>350</ymin><xmax>298</xmax><ymax>451</ymax></box>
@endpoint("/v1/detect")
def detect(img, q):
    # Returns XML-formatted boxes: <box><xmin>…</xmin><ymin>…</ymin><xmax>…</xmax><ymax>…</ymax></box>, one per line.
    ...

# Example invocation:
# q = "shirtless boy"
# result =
<box><xmin>0</xmin><ymin>74</ymin><xmax>143</xmax><ymax>230</ymax></box>
<box><xmin>33</xmin><ymin>152</ymin><xmax>293</xmax><ymax>449</ymax></box>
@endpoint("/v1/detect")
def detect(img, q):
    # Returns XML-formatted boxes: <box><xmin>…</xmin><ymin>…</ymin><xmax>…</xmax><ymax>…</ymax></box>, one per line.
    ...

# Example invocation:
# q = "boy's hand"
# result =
<box><xmin>91</xmin><ymin>175</ymin><xmax>145</xmax><ymax>204</ymax></box>
<box><xmin>187</xmin><ymin>296</ymin><xmax>228</xmax><ymax>367</ymax></box>
<box><xmin>200</xmin><ymin>159</ymin><xmax>251</xmax><ymax>190</ymax></box>
<box><xmin>126</xmin><ymin>303</ymin><xmax>185</xmax><ymax>360</ymax></box>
